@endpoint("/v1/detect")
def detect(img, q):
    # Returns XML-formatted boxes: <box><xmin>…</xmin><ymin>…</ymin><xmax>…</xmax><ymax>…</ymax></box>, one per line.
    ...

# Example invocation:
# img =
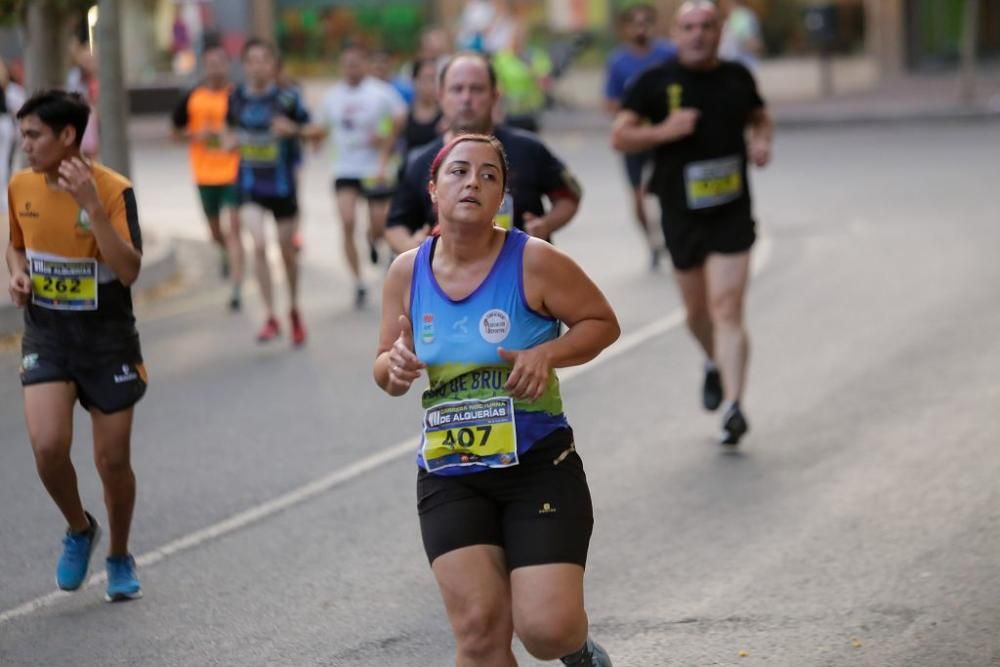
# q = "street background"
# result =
<box><xmin>2</xmin><ymin>114</ymin><xmax>1000</xmax><ymax>665</ymax></box>
<box><xmin>2</xmin><ymin>0</ymin><xmax>1000</xmax><ymax>665</ymax></box>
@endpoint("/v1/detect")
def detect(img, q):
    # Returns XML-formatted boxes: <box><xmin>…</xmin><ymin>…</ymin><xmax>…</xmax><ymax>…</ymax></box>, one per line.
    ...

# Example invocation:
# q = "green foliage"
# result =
<box><xmin>0</xmin><ymin>0</ymin><xmax>21</xmax><ymax>25</ymax></box>
<box><xmin>760</xmin><ymin>0</ymin><xmax>805</xmax><ymax>56</ymax></box>
<box><xmin>0</xmin><ymin>0</ymin><xmax>93</xmax><ymax>26</ymax></box>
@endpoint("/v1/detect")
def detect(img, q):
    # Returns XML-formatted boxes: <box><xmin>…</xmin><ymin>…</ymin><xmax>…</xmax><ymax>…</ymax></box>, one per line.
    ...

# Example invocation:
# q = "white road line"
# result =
<box><xmin>0</xmin><ymin>238</ymin><xmax>772</xmax><ymax>626</ymax></box>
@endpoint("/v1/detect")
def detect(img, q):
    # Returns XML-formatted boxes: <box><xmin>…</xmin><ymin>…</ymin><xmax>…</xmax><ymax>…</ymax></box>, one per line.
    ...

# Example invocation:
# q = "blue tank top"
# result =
<box><xmin>410</xmin><ymin>229</ymin><xmax>569</xmax><ymax>475</ymax></box>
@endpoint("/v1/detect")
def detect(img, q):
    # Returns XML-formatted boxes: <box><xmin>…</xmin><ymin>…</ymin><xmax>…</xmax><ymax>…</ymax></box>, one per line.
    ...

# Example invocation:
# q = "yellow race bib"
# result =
<box><xmin>240</xmin><ymin>134</ymin><xmax>280</xmax><ymax>165</ymax></box>
<box><xmin>30</xmin><ymin>257</ymin><xmax>98</xmax><ymax>311</ymax></box>
<box><xmin>422</xmin><ymin>397</ymin><xmax>518</xmax><ymax>472</ymax></box>
<box><xmin>684</xmin><ymin>156</ymin><xmax>744</xmax><ymax>210</ymax></box>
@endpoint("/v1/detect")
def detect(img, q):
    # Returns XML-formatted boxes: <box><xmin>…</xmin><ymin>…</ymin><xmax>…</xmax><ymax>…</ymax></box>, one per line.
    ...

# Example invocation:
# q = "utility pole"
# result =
<box><xmin>959</xmin><ymin>0</ymin><xmax>980</xmax><ymax>107</ymax></box>
<box><xmin>249</xmin><ymin>0</ymin><xmax>276</xmax><ymax>41</ymax></box>
<box><xmin>24</xmin><ymin>0</ymin><xmax>68</xmax><ymax>92</ymax></box>
<box><xmin>96</xmin><ymin>0</ymin><xmax>131</xmax><ymax>177</ymax></box>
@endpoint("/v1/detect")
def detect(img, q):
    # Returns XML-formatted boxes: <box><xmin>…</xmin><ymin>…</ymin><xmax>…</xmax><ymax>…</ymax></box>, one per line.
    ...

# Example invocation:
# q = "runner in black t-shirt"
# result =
<box><xmin>386</xmin><ymin>52</ymin><xmax>581</xmax><ymax>254</ymax></box>
<box><xmin>612</xmin><ymin>0</ymin><xmax>773</xmax><ymax>446</ymax></box>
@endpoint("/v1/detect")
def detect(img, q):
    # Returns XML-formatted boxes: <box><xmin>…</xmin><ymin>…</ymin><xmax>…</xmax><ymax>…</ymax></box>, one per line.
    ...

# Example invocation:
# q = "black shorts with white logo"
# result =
<box><xmin>20</xmin><ymin>336</ymin><xmax>147</xmax><ymax>414</ymax></box>
<box><xmin>416</xmin><ymin>427</ymin><xmax>594</xmax><ymax>570</ymax></box>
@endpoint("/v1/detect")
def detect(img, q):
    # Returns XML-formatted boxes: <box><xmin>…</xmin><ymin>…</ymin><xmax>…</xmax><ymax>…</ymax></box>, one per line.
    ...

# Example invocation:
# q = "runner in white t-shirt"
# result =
<box><xmin>310</xmin><ymin>44</ymin><xmax>407</xmax><ymax>307</ymax></box>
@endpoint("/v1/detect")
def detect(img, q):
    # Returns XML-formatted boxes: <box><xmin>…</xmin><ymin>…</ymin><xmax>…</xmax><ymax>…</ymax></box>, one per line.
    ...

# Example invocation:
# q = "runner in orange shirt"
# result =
<box><xmin>171</xmin><ymin>44</ymin><xmax>244</xmax><ymax>310</ymax></box>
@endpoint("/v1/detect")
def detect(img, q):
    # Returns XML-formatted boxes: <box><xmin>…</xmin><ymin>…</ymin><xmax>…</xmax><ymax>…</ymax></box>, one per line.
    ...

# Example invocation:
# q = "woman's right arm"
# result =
<box><xmin>374</xmin><ymin>250</ymin><xmax>425</xmax><ymax>396</ymax></box>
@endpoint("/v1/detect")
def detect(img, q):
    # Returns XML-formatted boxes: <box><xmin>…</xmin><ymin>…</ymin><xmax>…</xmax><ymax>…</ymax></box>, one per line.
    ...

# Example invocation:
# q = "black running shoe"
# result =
<box><xmin>702</xmin><ymin>366</ymin><xmax>723</xmax><ymax>411</ymax></box>
<box><xmin>354</xmin><ymin>285</ymin><xmax>367</xmax><ymax>309</ymax></box>
<box><xmin>368</xmin><ymin>241</ymin><xmax>379</xmax><ymax>265</ymax></box>
<box><xmin>561</xmin><ymin>637</ymin><xmax>612</xmax><ymax>666</ymax></box>
<box><xmin>720</xmin><ymin>403</ymin><xmax>749</xmax><ymax>446</ymax></box>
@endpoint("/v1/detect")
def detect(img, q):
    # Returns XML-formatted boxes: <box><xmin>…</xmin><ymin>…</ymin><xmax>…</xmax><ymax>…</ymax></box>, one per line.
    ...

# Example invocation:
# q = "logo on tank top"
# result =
<box><xmin>479</xmin><ymin>309</ymin><xmax>511</xmax><ymax>344</ymax></box>
<box><xmin>421</xmin><ymin>314</ymin><xmax>435</xmax><ymax>344</ymax></box>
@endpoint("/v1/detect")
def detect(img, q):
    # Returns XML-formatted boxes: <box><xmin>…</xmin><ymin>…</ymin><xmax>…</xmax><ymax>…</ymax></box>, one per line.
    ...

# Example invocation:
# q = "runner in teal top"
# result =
<box><xmin>375</xmin><ymin>133</ymin><xmax>620</xmax><ymax>666</ymax></box>
<box><xmin>410</xmin><ymin>226</ymin><xmax>569</xmax><ymax>474</ymax></box>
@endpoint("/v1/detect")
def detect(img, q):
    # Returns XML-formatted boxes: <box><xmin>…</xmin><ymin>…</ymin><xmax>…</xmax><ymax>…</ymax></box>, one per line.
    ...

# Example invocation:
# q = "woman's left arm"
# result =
<box><xmin>500</xmin><ymin>239</ymin><xmax>620</xmax><ymax>400</ymax></box>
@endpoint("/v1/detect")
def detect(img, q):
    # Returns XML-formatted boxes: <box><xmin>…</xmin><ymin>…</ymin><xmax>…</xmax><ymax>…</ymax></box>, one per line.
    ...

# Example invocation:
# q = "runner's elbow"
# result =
<box><xmin>117</xmin><ymin>262</ymin><xmax>141</xmax><ymax>287</ymax></box>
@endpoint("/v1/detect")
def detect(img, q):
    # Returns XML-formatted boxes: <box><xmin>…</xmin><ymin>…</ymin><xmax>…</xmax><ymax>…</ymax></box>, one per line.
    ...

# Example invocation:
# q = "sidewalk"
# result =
<box><xmin>771</xmin><ymin>70</ymin><xmax>1000</xmax><ymax>126</ymax></box>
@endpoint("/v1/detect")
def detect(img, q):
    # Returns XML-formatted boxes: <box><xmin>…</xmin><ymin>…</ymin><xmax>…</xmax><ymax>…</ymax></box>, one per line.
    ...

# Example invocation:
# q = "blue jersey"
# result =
<box><xmin>410</xmin><ymin>229</ymin><xmax>569</xmax><ymax>475</ymax></box>
<box><xmin>226</xmin><ymin>84</ymin><xmax>310</xmax><ymax>198</ymax></box>
<box><xmin>604</xmin><ymin>39</ymin><xmax>677</xmax><ymax>102</ymax></box>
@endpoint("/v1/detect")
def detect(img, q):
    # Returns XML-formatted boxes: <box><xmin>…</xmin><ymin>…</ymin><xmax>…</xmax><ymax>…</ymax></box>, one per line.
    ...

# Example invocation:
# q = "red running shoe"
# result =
<box><xmin>290</xmin><ymin>309</ymin><xmax>307</xmax><ymax>347</ymax></box>
<box><xmin>256</xmin><ymin>317</ymin><xmax>281</xmax><ymax>343</ymax></box>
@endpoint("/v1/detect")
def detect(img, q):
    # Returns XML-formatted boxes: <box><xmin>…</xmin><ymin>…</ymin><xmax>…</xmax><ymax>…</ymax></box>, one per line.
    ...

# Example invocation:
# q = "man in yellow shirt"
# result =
<box><xmin>6</xmin><ymin>90</ymin><xmax>145</xmax><ymax>602</ymax></box>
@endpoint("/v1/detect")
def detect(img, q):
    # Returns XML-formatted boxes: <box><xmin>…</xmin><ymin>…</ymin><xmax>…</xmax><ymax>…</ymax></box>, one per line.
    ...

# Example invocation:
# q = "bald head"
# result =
<box><xmin>673</xmin><ymin>0</ymin><xmax>722</xmax><ymax>69</ymax></box>
<box><xmin>678</xmin><ymin>0</ymin><xmax>719</xmax><ymax>18</ymax></box>
<box><xmin>439</xmin><ymin>53</ymin><xmax>499</xmax><ymax>135</ymax></box>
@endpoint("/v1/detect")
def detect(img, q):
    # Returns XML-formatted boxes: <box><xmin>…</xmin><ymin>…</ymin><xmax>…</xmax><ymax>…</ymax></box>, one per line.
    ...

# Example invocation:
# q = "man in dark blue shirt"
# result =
<box><xmin>226</xmin><ymin>38</ymin><xmax>311</xmax><ymax>346</ymax></box>
<box><xmin>386</xmin><ymin>53</ymin><xmax>581</xmax><ymax>253</ymax></box>
<box><xmin>604</xmin><ymin>3</ymin><xmax>676</xmax><ymax>270</ymax></box>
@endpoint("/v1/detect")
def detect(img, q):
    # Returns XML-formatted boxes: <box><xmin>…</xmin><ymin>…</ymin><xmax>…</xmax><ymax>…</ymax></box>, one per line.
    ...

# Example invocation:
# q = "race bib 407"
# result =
<box><xmin>422</xmin><ymin>397</ymin><xmax>518</xmax><ymax>472</ymax></box>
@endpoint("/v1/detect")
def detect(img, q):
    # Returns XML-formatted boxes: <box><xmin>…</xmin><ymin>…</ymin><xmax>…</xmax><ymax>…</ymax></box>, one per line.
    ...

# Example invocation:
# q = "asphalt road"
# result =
<box><xmin>1</xmin><ymin>123</ymin><xmax>999</xmax><ymax>666</ymax></box>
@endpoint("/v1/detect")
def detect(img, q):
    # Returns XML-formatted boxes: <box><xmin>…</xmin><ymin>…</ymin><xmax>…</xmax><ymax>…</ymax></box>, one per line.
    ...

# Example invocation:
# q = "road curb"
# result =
<box><xmin>0</xmin><ymin>239</ymin><xmax>178</xmax><ymax>338</ymax></box>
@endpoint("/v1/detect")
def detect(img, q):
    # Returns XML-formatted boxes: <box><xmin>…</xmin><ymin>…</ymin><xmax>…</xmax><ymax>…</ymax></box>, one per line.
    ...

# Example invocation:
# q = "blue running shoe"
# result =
<box><xmin>105</xmin><ymin>554</ymin><xmax>142</xmax><ymax>602</ymax></box>
<box><xmin>56</xmin><ymin>511</ymin><xmax>101</xmax><ymax>591</ymax></box>
<box><xmin>561</xmin><ymin>637</ymin><xmax>613</xmax><ymax>666</ymax></box>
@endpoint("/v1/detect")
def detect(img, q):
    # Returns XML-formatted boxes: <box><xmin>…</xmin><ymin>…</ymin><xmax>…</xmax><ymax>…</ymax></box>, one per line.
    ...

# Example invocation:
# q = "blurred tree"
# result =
<box><xmin>0</xmin><ymin>0</ymin><xmax>93</xmax><ymax>89</ymax></box>
<box><xmin>959</xmin><ymin>0</ymin><xmax>980</xmax><ymax>105</ymax></box>
<box><xmin>97</xmin><ymin>0</ymin><xmax>130</xmax><ymax>176</ymax></box>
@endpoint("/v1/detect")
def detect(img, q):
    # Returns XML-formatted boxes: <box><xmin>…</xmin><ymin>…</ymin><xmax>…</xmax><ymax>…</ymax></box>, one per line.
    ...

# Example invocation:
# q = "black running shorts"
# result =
<box><xmin>417</xmin><ymin>427</ymin><xmax>594</xmax><ymax>570</ymax></box>
<box><xmin>333</xmin><ymin>177</ymin><xmax>395</xmax><ymax>202</ymax></box>
<box><xmin>660</xmin><ymin>210</ymin><xmax>756</xmax><ymax>271</ymax></box>
<box><xmin>20</xmin><ymin>337</ymin><xmax>147</xmax><ymax>414</ymax></box>
<box><xmin>241</xmin><ymin>193</ymin><xmax>299</xmax><ymax>221</ymax></box>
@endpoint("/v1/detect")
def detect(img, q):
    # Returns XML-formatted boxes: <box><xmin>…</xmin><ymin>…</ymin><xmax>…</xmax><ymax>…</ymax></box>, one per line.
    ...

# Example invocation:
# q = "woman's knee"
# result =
<box><xmin>452</xmin><ymin>602</ymin><xmax>512</xmax><ymax>660</ymax></box>
<box><xmin>516</xmin><ymin>607</ymin><xmax>587</xmax><ymax>660</ymax></box>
